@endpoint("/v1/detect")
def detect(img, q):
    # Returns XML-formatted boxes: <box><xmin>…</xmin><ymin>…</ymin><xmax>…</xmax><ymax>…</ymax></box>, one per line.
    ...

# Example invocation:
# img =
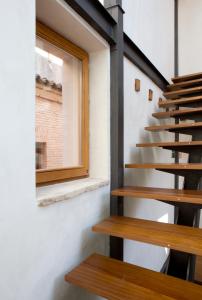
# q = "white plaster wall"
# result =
<box><xmin>122</xmin><ymin>0</ymin><xmax>174</xmax><ymax>81</ymax></box>
<box><xmin>0</xmin><ymin>1</ymin><xmax>110</xmax><ymax>300</ymax></box>
<box><xmin>178</xmin><ymin>0</ymin><xmax>202</xmax><ymax>227</ymax></box>
<box><xmin>178</xmin><ymin>0</ymin><xmax>202</xmax><ymax>75</ymax></box>
<box><xmin>124</xmin><ymin>58</ymin><xmax>174</xmax><ymax>271</ymax></box>
<box><xmin>98</xmin><ymin>0</ymin><xmax>104</xmax><ymax>5</ymax></box>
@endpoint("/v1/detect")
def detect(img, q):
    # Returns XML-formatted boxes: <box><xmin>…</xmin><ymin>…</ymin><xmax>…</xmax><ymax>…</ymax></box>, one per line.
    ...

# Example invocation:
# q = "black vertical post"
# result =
<box><xmin>174</xmin><ymin>0</ymin><xmax>179</xmax><ymax>190</ymax></box>
<box><xmin>174</xmin><ymin>0</ymin><xmax>179</xmax><ymax>225</ymax></box>
<box><xmin>104</xmin><ymin>0</ymin><xmax>124</xmax><ymax>260</ymax></box>
<box><xmin>174</xmin><ymin>0</ymin><xmax>179</xmax><ymax>78</ymax></box>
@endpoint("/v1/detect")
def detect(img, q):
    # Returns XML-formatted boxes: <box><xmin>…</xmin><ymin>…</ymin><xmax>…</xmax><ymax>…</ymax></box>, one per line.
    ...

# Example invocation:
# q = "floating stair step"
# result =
<box><xmin>112</xmin><ymin>186</ymin><xmax>202</xmax><ymax>205</ymax></box>
<box><xmin>93</xmin><ymin>216</ymin><xmax>202</xmax><ymax>256</ymax></box>
<box><xmin>163</xmin><ymin>86</ymin><xmax>202</xmax><ymax>99</ymax></box>
<box><xmin>145</xmin><ymin>121</ymin><xmax>202</xmax><ymax>134</ymax></box>
<box><xmin>136</xmin><ymin>141</ymin><xmax>202</xmax><ymax>153</ymax></box>
<box><xmin>125</xmin><ymin>163</ymin><xmax>202</xmax><ymax>177</ymax></box>
<box><xmin>65</xmin><ymin>253</ymin><xmax>202</xmax><ymax>300</ymax></box>
<box><xmin>159</xmin><ymin>96</ymin><xmax>202</xmax><ymax>108</ymax></box>
<box><xmin>172</xmin><ymin>72</ymin><xmax>202</xmax><ymax>84</ymax></box>
<box><xmin>153</xmin><ymin>108</ymin><xmax>202</xmax><ymax>120</ymax></box>
<box><xmin>125</xmin><ymin>163</ymin><xmax>202</xmax><ymax>170</ymax></box>
<box><xmin>167</xmin><ymin>78</ymin><xmax>202</xmax><ymax>91</ymax></box>
<box><xmin>195</xmin><ymin>256</ymin><xmax>202</xmax><ymax>283</ymax></box>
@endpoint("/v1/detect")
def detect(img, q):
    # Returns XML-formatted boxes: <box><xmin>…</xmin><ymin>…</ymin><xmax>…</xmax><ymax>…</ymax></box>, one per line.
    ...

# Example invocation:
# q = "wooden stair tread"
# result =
<box><xmin>125</xmin><ymin>163</ymin><xmax>202</xmax><ymax>170</ymax></box>
<box><xmin>159</xmin><ymin>96</ymin><xmax>202</xmax><ymax>108</ymax></box>
<box><xmin>168</xmin><ymin>78</ymin><xmax>202</xmax><ymax>91</ymax></box>
<box><xmin>145</xmin><ymin>121</ymin><xmax>202</xmax><ymax>132</ymax></box>
<box><xmin>195</xmin><ymin>256</ymin><xmax>202</xmax><ymax>283</ymax></box>
<box><xmin>112</xmin><ymin>186</ymin><xmax>202</xmax><ymax>205</ymax></box>
<box><xmin>93</xmin><ymin>216</ymin><xmax>202</xmax><ymax>256</ymax></box>
<box><xmin>163</xmin><ymin>86</ymin><xmax>202</xmax><ymax>99</ymax></box>
<box><xmin>65</xmin><ymin>253</ymin><xmax>202</xmax><ymax>300</ymax></box>
<box><xmin>137</xmin><ymin>141</ymin><xmax>202</xmax><ymax>147</ymax></box>
<box><xmin>153</xmin><ymin>107</ymin><xmax>202</xmax><ymax>119</ymax></box>
<box><xmin>172</xmin><ymin>72</ymin><xmax>202</xmax><ymax>83</ymax></box>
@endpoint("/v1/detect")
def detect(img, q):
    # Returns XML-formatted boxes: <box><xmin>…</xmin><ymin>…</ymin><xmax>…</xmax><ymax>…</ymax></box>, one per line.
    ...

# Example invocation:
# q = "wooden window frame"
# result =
<box><xmin>36</xmin><ymin>21</ymin><xmax>89</xmax><ymax>185</ymax></box>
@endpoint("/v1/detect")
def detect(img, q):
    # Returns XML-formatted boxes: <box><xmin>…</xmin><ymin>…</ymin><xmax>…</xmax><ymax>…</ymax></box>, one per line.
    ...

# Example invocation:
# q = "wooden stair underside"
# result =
<box><xmin>153</xmin><ymin>107</ymin><xmax>202</xmax><ymax>119</ymax></box>
<box><xmin>158</xmin><ymin>96</ymin><xmax>202</xmax><ymax>108</ymax></box>
<box><xmin>172</xmin><ymin>72</ymin><xmax>202</xmax><ymax>83</ymax></box>
<box><xmin>93</xmin><ymin>216</ymin><xmax>202</xmax><ymax>256</ymax></box>
<box><xmin>145</xmin><ymin>121</ymin><xmax>202</xmax><ymax>133</ymax></box>
<box><xmin>168</xmin><ymin>78</ymin><xmax>202</xmax><ymax>91</ymax></box>
<box><xmin>65</xmin><ymin>253</ymin><xmax>202</xmax><ymax>300</ymax></box>
<box><xmin>163</xmin><ymin>86</ymin><xmax>202</xmax><ymax>99</ymax></box>
<box><xmin>112</xmin><ymin>186</ymin><xmax>202</xmax><ymax>205</ymax></box>
<box><xmin>136</xmin><ymin>141</ymin><xmax>202</xmax><ymax>152</ymax></box>
<box><xmin>125</xmin><ymin>163</ymin><xmax>202</xmax><ymax>170</ymax></box>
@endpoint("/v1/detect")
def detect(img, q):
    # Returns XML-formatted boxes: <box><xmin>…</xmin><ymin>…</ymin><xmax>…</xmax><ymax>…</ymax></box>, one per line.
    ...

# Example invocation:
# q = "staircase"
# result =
<box><xmin>65</xmin><ymin>72</ymin><xmax>202</xmax><ymax>299</ymax></box>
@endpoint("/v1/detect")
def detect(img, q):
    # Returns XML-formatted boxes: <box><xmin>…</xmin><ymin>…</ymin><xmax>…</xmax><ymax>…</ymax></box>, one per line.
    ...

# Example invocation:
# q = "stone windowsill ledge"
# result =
<box><xmin>36</xmin><ymin>177</ymin><xmax>110</xmax><ymax>207</ymax></box>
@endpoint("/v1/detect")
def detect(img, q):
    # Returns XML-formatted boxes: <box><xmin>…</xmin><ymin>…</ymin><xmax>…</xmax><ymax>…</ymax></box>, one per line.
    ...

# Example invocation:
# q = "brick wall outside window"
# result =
<box><xmin>35</xmin><ymin>81</ymin><xmax>64</xmax><ymax>169</ymax></box>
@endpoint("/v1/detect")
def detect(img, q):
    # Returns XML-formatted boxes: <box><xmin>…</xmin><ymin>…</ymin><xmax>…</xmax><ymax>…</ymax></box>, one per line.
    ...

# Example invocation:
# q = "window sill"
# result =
<box><xmin>36</xmin><ymin>178</ymin><xmax>110</xmax><ymax>207</ymax></box>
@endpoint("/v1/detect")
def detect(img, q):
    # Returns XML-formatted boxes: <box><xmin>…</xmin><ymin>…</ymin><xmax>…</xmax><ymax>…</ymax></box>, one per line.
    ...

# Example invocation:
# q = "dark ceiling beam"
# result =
<box><xmin>174</xmin><ymin>0</ymin><xmax>179</xmax><ymax>77</ymax></box>
<box><xmin>64</xmin><ymin>0</ymin><xmax>169</xmax><ymax>91</ymax></box>
<box><xmin>124</xmin><ymin>33</ymin><xmax>169</xmax><ymax>90</ymax></box>
<box><xmin>64</xmin><ymin>0</ymin><xmax>117</xmax><ymax>45</ymax></box>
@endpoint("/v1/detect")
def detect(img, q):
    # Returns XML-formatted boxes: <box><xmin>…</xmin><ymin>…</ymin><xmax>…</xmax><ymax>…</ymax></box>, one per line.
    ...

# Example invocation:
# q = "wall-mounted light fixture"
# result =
<box><xmin>148</xmin><ymin>89</ymin><xmax>153</xmax><ymax>101</ymax></box>
<box><xmin>134</xmin><ymin>79</ymin><xmax>141</xmax><ymax>92</ymax></box>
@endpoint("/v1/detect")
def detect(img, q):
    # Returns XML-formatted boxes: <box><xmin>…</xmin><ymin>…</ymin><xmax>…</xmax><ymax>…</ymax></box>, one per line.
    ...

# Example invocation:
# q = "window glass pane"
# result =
<box><xmin>35</xmin><ymin>37</ymin><xmax>82</xmax><ymax>170</ymax></box>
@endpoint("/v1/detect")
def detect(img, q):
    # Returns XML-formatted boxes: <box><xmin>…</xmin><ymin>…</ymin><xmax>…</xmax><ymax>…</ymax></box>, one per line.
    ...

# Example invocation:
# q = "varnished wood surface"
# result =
<box><xmin>137</xmin><ymin>140</ymin><xmax>202</xmax><ymax>148</ymax></box>
<box><xmin>65</xmin><ymin>253</ymin><xmax>202</xmax><ymax>300</ymax></box>
<box><xmin>153</xmin><ymin>107</ymin><xmax>202</xmax><ymax>119</ymax></box>
<box><xmin>172</xmin><ymin>72</ymin><xmax>202</xmax><ymax>83</ymax></box>
<box><xmin>145</xmin><ymin>121</ymin><xmax>202</xmax><ymax>132</ymax></box>
<box><xmin>195</xmin><ymin>256</ymin><xmax>202</xmax><ymax>283</ymax></box>
<box><xmin>163</xmin><ymin>86</ymin><xmax>202</xmax><ymax>99</ymax></box>
<box><xmin>158</xmin><ymin>96</ymin><xmax>202</xmax><ymax>108</ymax></box>
<box><xmin>112</xmin><ymin>186</ymin><xmax>202</xmax><ymax>205</ymax></box>
<box><xmin>125</xmin><ymin>163</ymin><xmax>202</xmax><ymax>170</ymax></box>
<box><xmin>168</xmin><ymin>78</ymin><xmax>202</xmax><ymax>91</ymax></box>
<box><xmin>93</xmin><ymin>216</ymin><xmax>202</xmax><ymax>255</ymax></box>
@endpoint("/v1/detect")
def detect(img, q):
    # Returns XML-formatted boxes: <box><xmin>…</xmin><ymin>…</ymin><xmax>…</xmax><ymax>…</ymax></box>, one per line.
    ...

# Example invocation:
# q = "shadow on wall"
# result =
<box><xmin>52</xmin><ymin>277</ymin><xmax>99</xmax><ymax>300</ymax></box>
<box><xmin>142</xmin><ymin>113</ymin><xmax>174</xmax><ymax>142</ymax></box>
<box><xmin>124</xmin><ymin>145</ymin><xmax>174</xmax><ymax>219</ymax></box>
<box><xmin>49</xmin><ymin>192</ymin><xmax>109</xmax><ymax>300</ymax></box>
<box><xmin>51</xmin><ymin>231</ymin><xmax>108</xmax><ymax>300</ymax></box>
<box><xmin>52</xmin><ymin>277</ymin><xmax>93</xmax><ymax>300</ymax></box>
<box><xmin>124</xmin><ymin>141</ymin><xmax>174</xmax><ymax>270</ymax></box>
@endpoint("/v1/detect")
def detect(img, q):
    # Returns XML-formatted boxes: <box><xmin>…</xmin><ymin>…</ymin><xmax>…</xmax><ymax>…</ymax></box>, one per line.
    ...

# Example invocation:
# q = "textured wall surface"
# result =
<box><xmin>122</xmin><ymin>0</ymin><xmax>175</xmax><ymax>81</ymax></box>
<box><xmin>178</xmin><ymin>0</ymin><xmax>202</xmax><ymax>227</ymax></box>
<box><xmin>178</xmin><ymin>0</ymin><xmax>202</xmax><ymax>74</ymax></box>
<box><xmin>0</xmin><ymin>1</ymin><xmax>110</xmax><ymax>299</ymax></box>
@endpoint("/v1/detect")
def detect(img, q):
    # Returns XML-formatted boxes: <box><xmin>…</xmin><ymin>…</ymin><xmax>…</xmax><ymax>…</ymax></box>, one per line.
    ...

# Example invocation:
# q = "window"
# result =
<box><xmin>36</xmin><ymin>22</ymin><xmax>89</xmax><ymax>185</ymax></box>
<box><xmin>36</xmin><ymin>142</ymin><xmax>47</xmax><ymax>170</ymax></box>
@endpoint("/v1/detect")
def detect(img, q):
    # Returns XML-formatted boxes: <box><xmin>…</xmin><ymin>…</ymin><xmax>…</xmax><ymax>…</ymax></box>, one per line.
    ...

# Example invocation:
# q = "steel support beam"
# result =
<box><xmin>64</xmin><ymin>0</ymin><xmax>117</xmax><ymax>45</ymax></box>
<box><xmin>65</xmin><ymin>0</ymin><xmax>169</xmax><ymax>91</ymax></box>
<box><xmin>124</xmin><ymin>34</ymin><xmax>169</xmax><ymax>90</ymax></box>
<box><xmin>104</xmin><ymin>0</ymin><xmax>124</xmax><ymax>261</ymax></box>
<box><xmin>174</xmin><ymin>0</ymin><xmax>179</xmax><ymax>217</ymax></box>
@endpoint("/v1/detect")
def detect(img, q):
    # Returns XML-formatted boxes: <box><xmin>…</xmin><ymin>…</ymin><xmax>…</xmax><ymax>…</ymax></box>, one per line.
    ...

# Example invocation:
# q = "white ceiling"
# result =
<box><xmin>36</xmin><ymin>0</ymin><xmax>109</xmax><ymax>53</ymax></box>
